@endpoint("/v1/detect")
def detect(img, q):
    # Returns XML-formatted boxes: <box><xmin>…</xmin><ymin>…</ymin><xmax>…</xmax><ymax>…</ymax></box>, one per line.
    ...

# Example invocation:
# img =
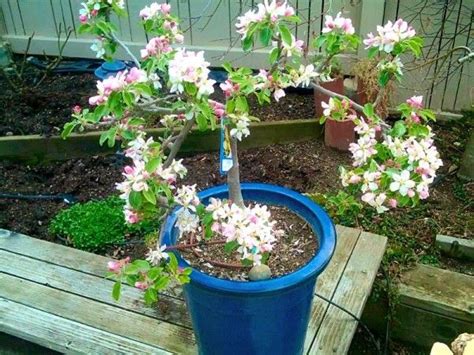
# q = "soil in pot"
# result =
<box><xmin>179</xmin><ymin>203</ymin><xmax>318</xmax><ymax>281</ymax></box>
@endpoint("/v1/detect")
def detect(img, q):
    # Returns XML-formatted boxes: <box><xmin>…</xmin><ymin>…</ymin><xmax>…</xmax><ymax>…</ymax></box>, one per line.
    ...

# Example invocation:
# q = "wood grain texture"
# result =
<box><xmin>308</xmin><ymin>231</ymin><xmax>387</xmax><ymax>354</ymax></box>
<box><xmin>304</xmin><ymin>225</ymin><xmax>361</xmax><ymax>352</ymax></box>
<box><xmin>0</xmin><ymin>298</ymin><xmax>172</xmax><ymax>355</ymax></box>
<box><xmin>399</xmin><ymin>264</ymin><xmax>474</xmax><ymax>323</ymax></box>
<box><xmin>0</xmin><ymin>249</ymin><xmax>191</xmax><ymax>328</ymax></box>
<box><xmin>0</xmin><ymin>273</ymin><xmax>197</xmax><ymax>354</ymax></box>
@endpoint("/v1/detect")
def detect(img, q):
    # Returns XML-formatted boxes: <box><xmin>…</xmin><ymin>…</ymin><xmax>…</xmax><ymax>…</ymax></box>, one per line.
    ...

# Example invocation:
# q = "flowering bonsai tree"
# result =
<box><xmin>64</xmin><ymin>0</ymin><xmax>441</xmax><ymax>303</ymax></box>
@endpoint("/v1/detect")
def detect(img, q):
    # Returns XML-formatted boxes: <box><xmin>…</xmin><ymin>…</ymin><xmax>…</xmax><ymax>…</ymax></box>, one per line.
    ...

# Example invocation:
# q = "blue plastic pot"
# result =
<box><xmin>162</xmin><ymin>183</ymin><xmax>336</xmax><ymax>355</ymax></box>
<box><xmin>94</xmin><ymin>60</ymin><xmax>127</xmax><ymax>80</ymax></box>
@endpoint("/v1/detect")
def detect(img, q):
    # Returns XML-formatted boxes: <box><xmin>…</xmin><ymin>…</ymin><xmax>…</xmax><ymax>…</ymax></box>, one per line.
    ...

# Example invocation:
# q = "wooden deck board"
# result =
<box><xmin>309</xmin><ymin>231</ymin><xmax>387</xmax><ymax>354</ymax></box>
<box><xmin>0</xmin><ymin>249</ymin><xmax>191</xmax><ymax>328</ymax></box>
<box><xmin>0</xmin><ymin>298</ymin><xmax>172</xmax><ymax>355</ymax></box>
<box><xmin>0</xmin><ymin>226</ymin><xmax>387</xmax><ymax>355</ymax></box>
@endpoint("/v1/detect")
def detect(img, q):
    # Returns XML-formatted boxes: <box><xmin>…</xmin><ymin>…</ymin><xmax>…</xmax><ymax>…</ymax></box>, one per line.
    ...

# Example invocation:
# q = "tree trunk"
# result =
<box><xmin>227</xmin><ymin>137</ymin><xmax>244</xmax><ymax>208</ymax></box>
<box><xmin>458</xmin><ymin>129</ymin><xmax>474</xmax><ymax>181</ymax></box>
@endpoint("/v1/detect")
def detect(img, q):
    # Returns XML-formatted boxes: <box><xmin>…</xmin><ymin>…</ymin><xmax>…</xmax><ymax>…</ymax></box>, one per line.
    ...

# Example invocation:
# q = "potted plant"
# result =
<box><xmin>63</xmin><ymin>2</ymin><xmax>440</xmax><ymax>354</ymax></box>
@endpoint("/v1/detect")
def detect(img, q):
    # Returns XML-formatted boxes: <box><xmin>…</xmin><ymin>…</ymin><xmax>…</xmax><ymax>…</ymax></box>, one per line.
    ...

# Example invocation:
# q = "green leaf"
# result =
<box><xmin>235</xmin><ymin>96</ymin><xmax>249</xmax><ymax>113</ymax></box>
<box><xmin>155</xmin><ymin>276</ymin><xmax>170</xmax><ymax>290</ymax></box>
<box><xmin>168</xmin><ymin>252</ymin><xmax>178</xmax><ymax>271</ymax></box>
<box><xmin>146</xmin><ymin>157</ymin><xmax>161</xmax><ymax>173</ymax></box>
<box><xmin>112</xmin><ymin>281</ymin><xmax>121</xmax><ymax>301</ymax></box>
<box><xmin>367</xmin><ymin>47</ymin><xmax>379</xmax><ymax>58</ymax></box>
<box><xmin>224</xmin><ymin>240</ymin><xmax>239</xmax><ymax>254</ymax></box>
<box><xmin>259</xmin><ymin>27</ymin><xmax>272</xmax><ymax>47</ymax></box>
<box><xmin>144</xmin><ymin>288</ymin><xmax>158</xmax><ymax>305</ymax></box>
<box><xmin>129</xmin><ymin>191</ymin><xmax>143</xmax><ymax>209</ymax></box>
<box><xmin>148</xmin><ymin>267</ymin><xmax>162</xmax><ymax>280</ymax></box>
<box><xmin>269</xmin><ymin>47</ymin><xmax>280</xmax><ymax>64</ymax></box>
<box><xmin>278</xmin><ymin>24</ymin><xmax>292</xmax><ymax>45</ymax></box>
<box><xmin>222</xmin><ymin>62</ymin><xmax>233</xmax><ymax>73</ymax></box>
<box><xmin>143</xmin><ymin>189</ymin><xmax>157</xmax><ymax>205</ymax></box>
<box><xmin>313</xmin><ymin>35</ymin><xmax>327</xmax><ymax>49</ymax></box>
<box><xmin>391</xmin><ymin>121</ymin><xmax>407</xmax><ymax>137</ymax></box>
<box><xmin>242</xmin><ymin>36</ymin><xmax>254</xmax><ymax>52</ymax></box>
<box><xmin>128</xmin><ymin>117</ymin><xmax>146</xmax><ymax>126</ymax></box>
<box><xmin>378</xmin><ymin>71</ymin><xmax>390</xmax><ymax>87</ymax></box>
<box><xmin>61</xmin><ymin>121</ymin><xmax>79</xmax><ymax>139</ymax></box>
<box><xmin>363</xmin><ymin>103</ymin><xmax>375</xmax><ymax>118</ymax></box>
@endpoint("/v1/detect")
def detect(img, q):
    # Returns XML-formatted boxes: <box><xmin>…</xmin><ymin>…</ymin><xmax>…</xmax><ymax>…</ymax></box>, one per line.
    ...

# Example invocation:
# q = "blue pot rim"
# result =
<box><xmin>162</xmin><ymin>183</ymin><xmax>336</xmax><ymax>294</ymax></box>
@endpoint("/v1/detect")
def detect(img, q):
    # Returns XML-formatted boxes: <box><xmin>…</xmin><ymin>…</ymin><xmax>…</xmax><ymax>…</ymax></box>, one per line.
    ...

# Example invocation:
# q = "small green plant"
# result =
<box><xmin>308</xmin><ymin>190</ymin><xmax>362</xmax><ymax>226</ymax></box>
<box><xmin>49</xmin><ymin>196</ymin><xmax>158</xmax><ymax>251</ymax></box>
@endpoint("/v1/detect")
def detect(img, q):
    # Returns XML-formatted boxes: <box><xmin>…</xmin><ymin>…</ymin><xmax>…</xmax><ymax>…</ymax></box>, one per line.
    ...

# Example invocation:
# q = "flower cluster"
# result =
<box><xmin>322</xmin><ymin>12</ymin><xmax>355</xmax><ymax>35</ymax></box>
<box><xmin>79</xmin><ymin>0</ymin><xmax>125</xmax><ymax>24</ymax></box>
<box><xmin>89</xmin><ymin>68</ymin><xmax>148</xmax><ymax>106</ymax></box>
<box><xmin>116</xmin><ymin>133</ymin><xmax>187</xmax><ymax>223</ymax></box>
<box><xmin>364</xmin><ymin>19</ymin><xmax>416</xmax><ymax>53</ymax></box>
<box><xmin>236</xmin><ymin>0</ymin><xmax>295</xmax><ymax>39</ymax></box>
<box><xmin>320</xmin><ymin>97</ymin><xmax>355</xmax><ymax>123</ymax></box>
<box><xmin>205</xmin><ymin>198</ymin><xmax>283</xmax><ymax>265</ymax></box>
<box><xmin>139</xmin><ymin>2</ymin><xmax>171</xmax><ymax>20</ymax></box>
<box><xmin>168</xmin><ymin>49</ymin><xmax>216</xmax><ymax>98</ymax></box>
<box><xmin>341</xmin><ymin>96</ymin><xmax>442</xmax><ymax>213</ymax></box>
<box><xmin>229</xmin><ymin>113</ymin><xmax>251</xmax><ymax>141</ymax></box>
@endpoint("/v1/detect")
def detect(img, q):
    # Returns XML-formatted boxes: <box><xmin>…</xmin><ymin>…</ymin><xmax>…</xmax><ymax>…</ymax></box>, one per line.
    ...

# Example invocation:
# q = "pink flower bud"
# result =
<box><xmin>107</xmin><ymin>260</ymin><xmax>122</xmax><ymax>273</ymax></box>
<box><xmin>419</xmin><ymin>189</ymin><xmax>429</xmax><ymax>199</ymax></box>
<box><xmin>72</xmin><ymin>105</ymin><xmax>82</xmax><ymax>114</ymax></box>
<box><xmin>407</xmin><ymin>189</ymin><xmax>415</xmax><ymax>198</ymax></box>
<box><xmin>91</xmin><ymin>9</ymin><xmax>98</xmax><ymax>17</ymax></box>
<box><xmin>349</xmin><ymin>175</ymin><xmax>362</xmax><ymax>184</ymax></box>
<box><xmin>124</xmin><ymin>165</ymin><xmax>134</xmax><ymax>174</ymax></box>
<box><xmin>79</xmin><ymin>14</ymin><xmax>88</xmax><ymax>24</ymax></box>
<box><xmin>161</xmin><ymin>3</ymin><xmax>171</xmax><ymax>14</ymax></box>
<box><xmin>388</xmin><ymin>199</ymin><xmax>397</xmax><ymax>208</ymax></box>
<box><xmin>135</xmin><ymin>281</ymin><xmax>149</xmax><ymax>290</ymax></box>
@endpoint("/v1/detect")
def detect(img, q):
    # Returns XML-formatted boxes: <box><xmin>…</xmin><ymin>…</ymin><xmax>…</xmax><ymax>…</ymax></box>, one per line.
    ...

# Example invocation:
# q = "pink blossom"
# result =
<box><xmin>126</xmin><ymin>67</ymin><xmax>146</xmax><ymax>84</ymax></box>
<box><xmin>72</xmin><ymin>105</ymin><xmax>82</xmax><ymax>114</ymax></box>
<box><xmin>161</xmin><ymin>3</ymin><xmax>171</xmax><ymax>14</ymax></box>
<box><xmin>141</xmin><ymin>36</ymin><xmax>172</xmax><ymax>59</ymax></box>
<box><xmin>107</xmin><ymin>260</ymin><xmax>122</xmax><ymax>273</ymax></box>
<box><xmin>407</xmin><ymin>95</ymin><xmax>423</xmax><ymax>109</ymax></box>
<box><xmin>388</xmin><ymin>199</ymin><xmax>398</xmax><ymax>208</ymax></box>
<box><xmin>79</xmin><ymin>14</ymin><xmax>88</xmax><ymax>24</ymax></box>
<box><xmin>349</xmin><ymin>175</ymin><xmax>362</xmax><ymax>184</ymax></box>
<box><xmin>135</xmin><ymin>281</ymin><xmax>149</xmax><ymax>290</ymax></box>
<box><xmin>125</xmin><ymin>209</ymin><xmax>140</xmax><ymax>224</ymax></box>
<box><xmin>322</xmin><ymin>12</ymin><xmax>355</xmax><ymax>35</ymax></box>
<box><xmin>209</xmin><ymin>100</ymin><xmax>225</xmax><ymax>119</ymax></box>
<box><xmin>410</xmin><ymin>112</ymin><xmax>421</xmax><ymax>123</ymax></box>
<box><xmin>220</xmin><ymin>80</ymin><xmax>238</xmax><ymax>98</ymax></box>
<box><xmin>91</xmin><ymin>9</ymin><xmax>98</xmax><ymax>17</ymax></box>
<box><xmin>407</xmin><ymin>189</ymin><xmax>415</xmax><ymax>198</ymax></box>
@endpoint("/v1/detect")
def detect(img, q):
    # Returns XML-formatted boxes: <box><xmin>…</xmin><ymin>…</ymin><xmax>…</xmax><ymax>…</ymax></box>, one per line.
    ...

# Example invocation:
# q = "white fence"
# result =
<box><xmin>0</xmin><ymin>0</ymin><xmax>472</xmax><ymax>111</ymax></box>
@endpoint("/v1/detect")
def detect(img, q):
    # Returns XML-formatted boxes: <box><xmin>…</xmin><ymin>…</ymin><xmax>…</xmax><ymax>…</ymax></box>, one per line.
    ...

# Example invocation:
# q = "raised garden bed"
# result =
<box><xmin>0</xmin><ymin>119</ymin><xmax>321</xmax><ymax>162</ymax></box>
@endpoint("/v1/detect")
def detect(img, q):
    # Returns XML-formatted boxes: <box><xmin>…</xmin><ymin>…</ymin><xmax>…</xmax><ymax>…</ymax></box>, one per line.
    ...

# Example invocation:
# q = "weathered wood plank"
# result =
<box><xmin>0</xmin><ymin>297</ymin><xmax>172</xmax><ymax>355</ymax></box>
<box><xmin>309</xmin><ymin>231</ymin><xmax>387</xmax><ymax>354</ymax></box>
<box><xmin>0</xmin><ymin>249</ymin><xmax>191</xmax><ymax>328</ymax></box>
<box><xmin>436</xmin><ymin>234</ymin><xmax>474</xmax><ymax>261</ymax></box>
<box><xmin>303</xmin><ymin>225</ymin><xmax>362</xmax><ymax>352</ymax></box>
<box><xmin>0</xmin><ymin>273</ymin><xmax>197</xmax><ymax>354</ymax></box>
<box><xmin>399</xmin><ymin>264</ymin><xmax>474</xmax><ymax>323</ymax></box>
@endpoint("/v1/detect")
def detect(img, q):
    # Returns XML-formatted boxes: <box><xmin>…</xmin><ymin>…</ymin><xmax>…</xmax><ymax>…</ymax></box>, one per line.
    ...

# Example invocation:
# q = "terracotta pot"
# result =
<box><xmin>314</xmin><ymin>77</ymin><xmax>344</xmax><ymax>117</ymax></box>
<box><xmin>324</xmin><ymin>118</ymin><xmax>356</xmax><ymax>151</ymax></box>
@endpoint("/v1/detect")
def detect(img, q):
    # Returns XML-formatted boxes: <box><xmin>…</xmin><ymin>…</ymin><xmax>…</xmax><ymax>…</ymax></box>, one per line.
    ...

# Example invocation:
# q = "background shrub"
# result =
<box><xmin>49</xmin><ymin>196</ymin><xmax>158</xmax><ymax>251</ymax></box>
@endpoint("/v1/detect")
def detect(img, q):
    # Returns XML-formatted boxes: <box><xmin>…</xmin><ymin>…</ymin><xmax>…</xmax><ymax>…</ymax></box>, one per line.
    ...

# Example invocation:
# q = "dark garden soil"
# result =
<box><xmin>0</xmin><ymin>66</ymin><xmax>315</xmax><ymax>137</ymax></box>
<box><xmin>1</xmin><ymin>116</ymin><xmax>472</xmax><ymax>277</ymax></box>
<box><xmin>180</xmin><ymin>204</ymin><xmax>318</xmax><ymax>281</ymax></box>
